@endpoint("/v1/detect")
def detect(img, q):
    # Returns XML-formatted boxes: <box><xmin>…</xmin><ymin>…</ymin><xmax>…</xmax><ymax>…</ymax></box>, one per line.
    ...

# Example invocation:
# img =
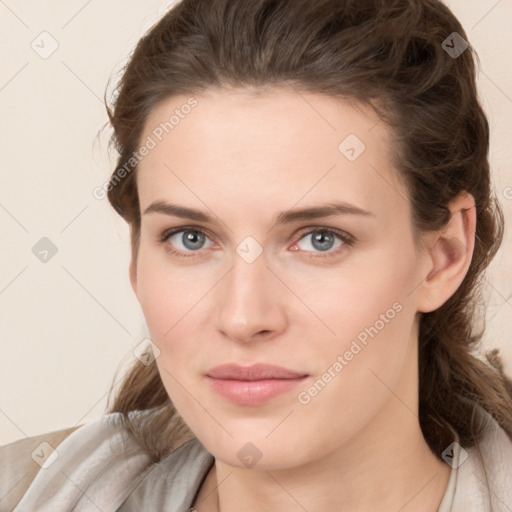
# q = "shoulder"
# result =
<box><xmin>452</xmin><ymin>409</ymin><xmax>512</xmax><ymax>511</ymax></box>
<box><xmin>0</xmin><ymin>425</ymin><xmax>81</xmax><ymax>511</ymax></box>
<box><xmin>0</xmin><ymin>413</ymin><xmax>154</xmax><ymax>512</ymax></box>
<box><xmin>0</xmin><ymin>412</ymin><xmax>212</xmax><ymax>512</ymax></box>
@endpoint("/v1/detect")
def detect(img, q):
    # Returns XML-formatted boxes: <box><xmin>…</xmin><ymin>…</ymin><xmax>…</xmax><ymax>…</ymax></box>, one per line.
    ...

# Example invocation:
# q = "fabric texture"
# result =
<box><xmin>0</xmin><ymin>426</ymin><xmax>80</xmax><ymax>511</ymax></box>
<box><xmin>1</xmin><ymin>409</ymin><xmax>511</xmax><ymax>511</ymax></box>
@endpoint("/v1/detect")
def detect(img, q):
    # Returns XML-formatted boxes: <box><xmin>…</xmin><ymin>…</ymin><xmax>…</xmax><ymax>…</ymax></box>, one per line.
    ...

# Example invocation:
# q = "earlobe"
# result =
<box><xmin>416</xmin><ymin>192</ymin><xmax>476</xmax><ymax>313</ymax></box>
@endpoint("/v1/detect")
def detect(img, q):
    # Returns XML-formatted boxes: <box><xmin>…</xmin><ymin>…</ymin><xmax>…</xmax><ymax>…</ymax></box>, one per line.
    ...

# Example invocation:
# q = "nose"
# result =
<box><xmin>214</xmin><ymin>252</ymin><xmax>288</xmax><ymax>343</ymax></box>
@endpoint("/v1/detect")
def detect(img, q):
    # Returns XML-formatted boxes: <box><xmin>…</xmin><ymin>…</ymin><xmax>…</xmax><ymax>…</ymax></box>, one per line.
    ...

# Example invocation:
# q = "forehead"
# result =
<box><xmin>136</xmin><ymin>87</ymin><xmax>409</xmax><ymax>224</ymax></box>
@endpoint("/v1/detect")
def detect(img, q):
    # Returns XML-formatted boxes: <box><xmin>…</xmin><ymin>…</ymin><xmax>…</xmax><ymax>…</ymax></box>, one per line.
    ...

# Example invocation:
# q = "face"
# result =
<box><xmin>131</xmin><ymin>87</ymin><xmax>429</xmax><ymax>469</ymax></box>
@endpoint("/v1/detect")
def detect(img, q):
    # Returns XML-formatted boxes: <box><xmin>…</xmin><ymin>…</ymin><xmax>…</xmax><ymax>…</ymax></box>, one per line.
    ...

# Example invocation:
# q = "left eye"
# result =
<box><xmin>293</xmin><ymin>229</ymin><xmax>347</xmax><ymax>253</ymax></box>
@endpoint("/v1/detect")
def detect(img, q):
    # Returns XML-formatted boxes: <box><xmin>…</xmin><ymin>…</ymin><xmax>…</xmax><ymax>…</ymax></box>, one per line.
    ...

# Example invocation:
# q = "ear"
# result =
<box><xmin>129</xmin><ymin>257</ymin><xmax>137</xmax><ymax>296</ymax></box>
<box><xmin>128</xmin><ymin>224</ymin><xmax>138</xmax><ymax>296</ymax></box>
<box><xmin>416</xmin><ymin>191</ymin><xmax>476</xmax><ymax>313</ymax></box>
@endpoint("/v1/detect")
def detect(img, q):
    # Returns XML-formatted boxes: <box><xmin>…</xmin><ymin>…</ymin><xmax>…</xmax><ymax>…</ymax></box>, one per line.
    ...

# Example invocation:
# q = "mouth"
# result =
<box><xmin>206</xmin><ymin>363</ymin><xmax>309</xmax><ymax>406</ymax></box>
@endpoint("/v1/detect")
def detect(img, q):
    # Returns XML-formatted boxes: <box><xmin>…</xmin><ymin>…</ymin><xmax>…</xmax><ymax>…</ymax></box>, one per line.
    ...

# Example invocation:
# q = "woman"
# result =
<box><xmin>2</xmin><ymin>0</ymin><xmax>512</xmax><ymax>510</ymax></box>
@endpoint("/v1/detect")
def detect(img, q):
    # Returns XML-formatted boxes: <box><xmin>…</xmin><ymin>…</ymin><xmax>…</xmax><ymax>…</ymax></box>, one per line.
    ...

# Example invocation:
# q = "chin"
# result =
<box><xmin>194</xmin><ymin>426</ymin><xmax>314</xmax><ymax>470</ymax></box>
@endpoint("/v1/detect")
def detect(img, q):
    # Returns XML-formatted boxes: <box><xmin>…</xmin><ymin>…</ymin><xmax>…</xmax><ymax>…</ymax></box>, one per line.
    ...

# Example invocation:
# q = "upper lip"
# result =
<box><xmin>206</xmin><ymin>363</ymin><xmax>308</xmax><ymax>381</ymax></box>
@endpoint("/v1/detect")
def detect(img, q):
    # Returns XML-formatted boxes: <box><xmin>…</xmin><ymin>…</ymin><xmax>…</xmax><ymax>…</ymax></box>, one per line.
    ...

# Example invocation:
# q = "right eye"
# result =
<box><xmin>160</xmin><ymin>227</ymin><xmax>215</xmax><ymax>257</ymax></box>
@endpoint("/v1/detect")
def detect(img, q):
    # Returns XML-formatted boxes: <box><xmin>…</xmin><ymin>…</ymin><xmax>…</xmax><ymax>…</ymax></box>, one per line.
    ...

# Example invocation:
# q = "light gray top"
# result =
<box><xmin>3</xmin><ymin>409</ymin><xmax>512</xmax><ymax>511</ymax></box>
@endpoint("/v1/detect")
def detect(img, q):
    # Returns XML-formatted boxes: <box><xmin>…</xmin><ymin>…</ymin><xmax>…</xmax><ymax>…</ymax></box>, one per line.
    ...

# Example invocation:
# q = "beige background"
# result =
<box><xmin>1</xmin><ymin>0</ymin><xmax>511</xmax><ymax>445</ymax></box>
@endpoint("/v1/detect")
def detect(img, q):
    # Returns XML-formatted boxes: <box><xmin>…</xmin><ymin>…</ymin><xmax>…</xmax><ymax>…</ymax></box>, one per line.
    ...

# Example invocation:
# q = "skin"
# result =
<box><xmin>129</xmin><ymin>86</ymin><xmax>476</xmax><ymax>512</ymax></box>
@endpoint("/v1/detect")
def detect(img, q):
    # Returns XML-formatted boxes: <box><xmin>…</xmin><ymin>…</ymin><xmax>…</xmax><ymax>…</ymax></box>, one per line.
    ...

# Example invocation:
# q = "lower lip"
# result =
<box><xmin>206</xmin><ymin>376</ymin><xmax>307</xmax><ymax>405</ymax></box>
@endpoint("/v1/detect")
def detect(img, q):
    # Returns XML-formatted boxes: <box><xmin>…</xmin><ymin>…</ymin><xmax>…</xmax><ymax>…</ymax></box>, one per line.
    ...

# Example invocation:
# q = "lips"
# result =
<box><xmin>206</xmin><ymin>363</ymin><xmax>308</xmax><ymax>405</ymax></box>
<box><xmin>207</xmin><ymin>363</ymin><xmax>307</xmax><ymax>380</ymax></box>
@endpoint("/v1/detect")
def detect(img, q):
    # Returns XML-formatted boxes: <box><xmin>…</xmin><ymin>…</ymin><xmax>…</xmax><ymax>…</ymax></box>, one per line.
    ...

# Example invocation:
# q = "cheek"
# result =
<box><xmin>343</xmin><ymin>258</ymin><xmax>419</xmax><ymax>369</ymax></box>
<box><xmin>134</xmin><ymin>251</ymin><xmax>214</xmax><ymax>411</ymax></box>
<box><xmin>292</xmin><ymin>272</ymin><xmax>417</xmax><ymax>447</ymax></box>
<box><xmin>298</xmin><ymin>245</ymin><xmax>416</xmax><ymax>340</ymax></box>
<box><xmin>298</xmin><ymin>244</ymin><xmax>419</xmax><ymax>392</ymax></box>
<box><xmin>134</xmin><ymin>247</ymin><xmax>213</xmax><ymax>339</ymax></box>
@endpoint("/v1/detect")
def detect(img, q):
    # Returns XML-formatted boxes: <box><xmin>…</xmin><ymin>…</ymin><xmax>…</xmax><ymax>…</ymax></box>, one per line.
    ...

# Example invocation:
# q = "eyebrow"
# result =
<box><xmin>143</xmin><ymin>200</ymin><xmax>374</xmax><ymax>226</ymax></box>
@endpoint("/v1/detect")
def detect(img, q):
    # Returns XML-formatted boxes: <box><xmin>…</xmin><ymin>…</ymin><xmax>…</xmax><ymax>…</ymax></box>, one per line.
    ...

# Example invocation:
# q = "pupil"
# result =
<box><xmin>312</xmin><ymin>232</ymin><xmax>333</xmax><ymax>251</ymax></box>
<box><xmin>183</xmin><ymin>231</ymin><xmax>204</xmax><ymax>250</ymax></box>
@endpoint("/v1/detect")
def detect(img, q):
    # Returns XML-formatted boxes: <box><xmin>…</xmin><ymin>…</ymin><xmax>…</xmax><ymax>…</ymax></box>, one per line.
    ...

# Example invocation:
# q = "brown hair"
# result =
<box><xmin>105</xmin><ymin>0</ymin><xmax>512</xmax><ymax>462</ymax></box>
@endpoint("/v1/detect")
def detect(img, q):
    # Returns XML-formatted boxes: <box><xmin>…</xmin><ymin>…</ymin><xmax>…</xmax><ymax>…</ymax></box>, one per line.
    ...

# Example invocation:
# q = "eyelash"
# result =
<box><xmin>159</xmin><ymin>226</ymin><xmax>355</xmax><ymax>260</ymax></box>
